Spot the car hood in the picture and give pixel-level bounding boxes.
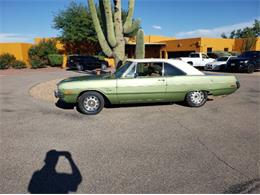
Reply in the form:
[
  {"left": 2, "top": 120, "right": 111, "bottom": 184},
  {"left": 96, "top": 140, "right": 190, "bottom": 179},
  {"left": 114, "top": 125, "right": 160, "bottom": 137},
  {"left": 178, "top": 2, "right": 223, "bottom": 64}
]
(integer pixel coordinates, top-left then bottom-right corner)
[
  {"left": 208, "top": 61, "right": 225, "bottom": 65},
  {"left": 59, "top": 74, "right": 115, "bottom": 84}
]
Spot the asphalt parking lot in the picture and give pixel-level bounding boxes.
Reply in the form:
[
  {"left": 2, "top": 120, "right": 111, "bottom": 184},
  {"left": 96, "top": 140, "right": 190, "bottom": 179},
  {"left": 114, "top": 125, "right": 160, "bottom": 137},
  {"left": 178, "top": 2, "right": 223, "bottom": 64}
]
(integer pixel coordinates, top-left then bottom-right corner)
[{"left": 0, "top": 69, "right": 259, "bottom": 193}]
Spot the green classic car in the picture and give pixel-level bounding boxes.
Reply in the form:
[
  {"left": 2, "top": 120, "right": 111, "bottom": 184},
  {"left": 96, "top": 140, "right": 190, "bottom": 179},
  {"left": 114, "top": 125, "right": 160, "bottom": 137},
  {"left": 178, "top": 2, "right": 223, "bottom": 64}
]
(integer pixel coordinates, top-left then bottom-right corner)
[{"left": 55, "top": 59, "right": 240, "bottom": 115}]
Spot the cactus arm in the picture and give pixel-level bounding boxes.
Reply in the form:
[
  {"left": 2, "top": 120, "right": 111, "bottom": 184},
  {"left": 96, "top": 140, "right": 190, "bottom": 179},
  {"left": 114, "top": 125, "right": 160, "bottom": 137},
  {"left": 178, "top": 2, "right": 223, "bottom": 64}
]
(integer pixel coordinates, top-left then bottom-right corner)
[
  {"left": 113, "top": 0, "right": 125, "bottom": 62},
  {"left": 88, "top": 0, "right": 113, "bottom": 57},
  {"left": 99, "top": 0, "right": 107, "bottom": 37},
  {"left": 124, "top": 19, "right": 140, "bottom": 35},
  {"left": 135, "top": 29, "right": 145, "bottom": 59},
  {"left": 102, "top": 0, "right": 117, "bottom": 47},
  {"left": 123, "top": 0, "right": 135, "bottom": 33}
]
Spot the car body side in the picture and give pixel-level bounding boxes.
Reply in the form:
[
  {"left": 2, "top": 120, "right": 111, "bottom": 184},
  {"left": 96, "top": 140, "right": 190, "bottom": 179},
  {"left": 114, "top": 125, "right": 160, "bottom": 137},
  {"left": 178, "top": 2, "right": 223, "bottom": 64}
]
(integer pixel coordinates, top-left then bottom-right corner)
[{"left": 56, "top": 60, "right": 239, "bottom": 105}]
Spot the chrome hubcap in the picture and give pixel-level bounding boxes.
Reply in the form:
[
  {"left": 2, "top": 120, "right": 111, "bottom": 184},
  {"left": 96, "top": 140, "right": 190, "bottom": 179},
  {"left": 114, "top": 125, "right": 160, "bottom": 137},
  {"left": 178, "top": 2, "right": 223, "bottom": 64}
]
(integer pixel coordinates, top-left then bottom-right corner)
[
  {"left": 190, "top": 91, "right": 205, "bottom": 105},
  {"left": 83, "top": 96, "right": 100, "bottom": 112}
]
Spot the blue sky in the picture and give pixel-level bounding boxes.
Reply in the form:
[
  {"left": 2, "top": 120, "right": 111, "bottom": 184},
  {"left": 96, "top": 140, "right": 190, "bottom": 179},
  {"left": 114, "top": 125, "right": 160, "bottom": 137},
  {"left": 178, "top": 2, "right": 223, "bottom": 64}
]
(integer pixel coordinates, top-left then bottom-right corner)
[{"left": 0, "top": 0, "right": 259, "bottom": 42}]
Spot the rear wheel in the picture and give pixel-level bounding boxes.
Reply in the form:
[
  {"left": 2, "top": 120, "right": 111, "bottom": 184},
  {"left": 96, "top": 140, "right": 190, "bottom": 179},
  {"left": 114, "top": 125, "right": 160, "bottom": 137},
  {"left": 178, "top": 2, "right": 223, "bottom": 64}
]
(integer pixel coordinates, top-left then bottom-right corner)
[
  {"left": 77, "top": 91, "right": 104, "bottom": 115},
  {"left": 186, "top": 91, "right": 207, "bottom": 107},
  {"left": 247, "top": 64, "right": 254, "bottom": 74}
]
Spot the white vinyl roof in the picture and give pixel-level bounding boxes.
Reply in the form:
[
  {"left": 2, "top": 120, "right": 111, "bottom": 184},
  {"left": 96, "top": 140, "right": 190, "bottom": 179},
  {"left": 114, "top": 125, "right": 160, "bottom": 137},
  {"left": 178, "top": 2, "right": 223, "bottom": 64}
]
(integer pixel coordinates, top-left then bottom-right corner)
[{"left": 128, "top": 59, "right": 204, "bottom": 75}]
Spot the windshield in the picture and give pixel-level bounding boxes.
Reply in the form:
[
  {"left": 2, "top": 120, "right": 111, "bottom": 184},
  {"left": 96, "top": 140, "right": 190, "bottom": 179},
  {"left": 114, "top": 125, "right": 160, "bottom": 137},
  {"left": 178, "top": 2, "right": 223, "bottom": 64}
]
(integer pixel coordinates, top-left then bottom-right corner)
[
  {"left": 114, "top": 61, "right": 133, "bottom": 78},
  {"left": 216, "top": 57, "right": 228, "bottom": 61}
]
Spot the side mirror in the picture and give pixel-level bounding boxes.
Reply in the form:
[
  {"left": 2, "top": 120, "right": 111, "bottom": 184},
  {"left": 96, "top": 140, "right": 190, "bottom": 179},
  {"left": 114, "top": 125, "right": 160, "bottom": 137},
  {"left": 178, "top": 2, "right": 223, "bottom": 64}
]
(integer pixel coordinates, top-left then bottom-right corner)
[{"left": 134, "top": 73, "right": 138, "bottom": 78}]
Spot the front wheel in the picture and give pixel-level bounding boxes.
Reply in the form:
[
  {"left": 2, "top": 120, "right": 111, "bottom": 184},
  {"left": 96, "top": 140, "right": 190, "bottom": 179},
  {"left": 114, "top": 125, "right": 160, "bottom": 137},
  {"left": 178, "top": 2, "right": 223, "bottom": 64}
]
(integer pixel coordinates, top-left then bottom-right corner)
[
  {"left": 77, "top": 91, "right": 104, "bottom": 115},
  {"left": 76, "top": 64, "right": 84, "bottom": 71},
  {"left": 101, "top": 63, "right": 107, "bottom": 70},
  {"left": 185, "top": 91, "right": 208, "bottom": 107}
]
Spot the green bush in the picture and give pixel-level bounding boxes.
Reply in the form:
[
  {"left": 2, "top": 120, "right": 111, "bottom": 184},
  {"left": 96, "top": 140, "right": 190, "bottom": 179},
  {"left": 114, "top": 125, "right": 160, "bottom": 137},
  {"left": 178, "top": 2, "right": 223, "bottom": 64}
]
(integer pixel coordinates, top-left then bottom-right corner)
[
  {"left": 48, "top": 54, "right": 63, "bottom": 66},
  {"left": 11, "top": 60, "right": 27, "bottom": 69},
  {"left": 28, "top": 39, "right": 59, "bottom": 68},
  {"left": 30, "top": 57, "right": 46, "bottom": 69},
  {"left": 0, "top": 53, "right": 16, "bottom": 69}
]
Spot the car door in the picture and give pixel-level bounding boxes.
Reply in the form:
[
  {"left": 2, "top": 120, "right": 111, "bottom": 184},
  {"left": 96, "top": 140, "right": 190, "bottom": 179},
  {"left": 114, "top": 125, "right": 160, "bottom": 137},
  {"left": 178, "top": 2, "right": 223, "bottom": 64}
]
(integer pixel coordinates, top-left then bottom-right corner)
[
  {"left": 116, "top": 62, "right": 166, "bottom": 103},
  {"left": 164, "top": 63, "right": 188, "bottom": 102}
]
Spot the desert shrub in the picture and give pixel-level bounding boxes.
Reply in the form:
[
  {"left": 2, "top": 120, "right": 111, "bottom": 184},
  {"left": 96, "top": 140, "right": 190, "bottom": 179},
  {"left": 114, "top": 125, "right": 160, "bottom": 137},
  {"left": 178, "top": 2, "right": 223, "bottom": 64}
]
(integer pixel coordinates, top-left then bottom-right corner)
[
  {"left": 30, "top": 57, "right": 46, "bottom": 69},
  {"left": 28, "top": 39, "right": 59, "bottom": 68},
  {"left": 11, "top": 60, "right": 27, "bottom": 69},
  {"left": 48, "top": 54, "right": 63, "bottom": 66},
  {"left": 0, "top": 53, "right": 16, "bottom": 69}
]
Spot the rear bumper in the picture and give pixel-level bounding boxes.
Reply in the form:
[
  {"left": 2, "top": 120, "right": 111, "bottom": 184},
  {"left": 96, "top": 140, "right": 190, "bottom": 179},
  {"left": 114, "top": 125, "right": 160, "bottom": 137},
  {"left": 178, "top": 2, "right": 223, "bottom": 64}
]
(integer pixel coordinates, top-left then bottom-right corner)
[{"left": 236, "top": 80, "right": 240, "bottom": 89}]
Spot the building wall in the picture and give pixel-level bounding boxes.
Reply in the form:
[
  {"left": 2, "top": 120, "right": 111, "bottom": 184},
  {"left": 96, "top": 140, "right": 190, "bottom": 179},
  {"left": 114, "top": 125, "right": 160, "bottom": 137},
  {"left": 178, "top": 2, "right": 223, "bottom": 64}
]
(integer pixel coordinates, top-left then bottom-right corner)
[
  {"left": 0, "top": 36, "right": 259, "bottom": 68},
  {"left": 163, "top": 38, "right": 202, "bottom": 52},
  {"left": 0, "top": 43, "right": 33, "bottom": 66}
]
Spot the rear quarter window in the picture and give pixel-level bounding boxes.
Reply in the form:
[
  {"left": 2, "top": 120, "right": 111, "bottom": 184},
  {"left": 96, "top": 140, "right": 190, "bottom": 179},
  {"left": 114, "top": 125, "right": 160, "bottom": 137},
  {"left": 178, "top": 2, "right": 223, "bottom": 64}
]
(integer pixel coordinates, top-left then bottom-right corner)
[{"left": 164, "top": 63, "right": 186, "bottom": 76}]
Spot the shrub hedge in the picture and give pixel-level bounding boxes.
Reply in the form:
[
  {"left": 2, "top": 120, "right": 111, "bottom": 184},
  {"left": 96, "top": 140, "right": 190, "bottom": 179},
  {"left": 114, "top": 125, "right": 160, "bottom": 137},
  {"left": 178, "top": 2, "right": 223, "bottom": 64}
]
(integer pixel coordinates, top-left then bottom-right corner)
[
  {"left": 28, "top": 39, "right": 59, "bottom": 68},
  {"left": 0, "top": 53, "right": 16, "bottom": 69},
  {"left": 48, "top": 54, "right": 63, "bottom": 66},
  {"left": 0, "top": 53, "right": 27, "bottom": 69}
]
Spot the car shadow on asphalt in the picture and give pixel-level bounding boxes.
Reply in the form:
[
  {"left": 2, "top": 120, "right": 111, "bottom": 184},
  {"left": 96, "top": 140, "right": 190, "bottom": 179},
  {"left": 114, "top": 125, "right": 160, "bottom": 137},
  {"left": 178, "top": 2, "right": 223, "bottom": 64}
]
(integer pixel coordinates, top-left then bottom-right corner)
[
  {"left": 55, "top": 99, "right": 189, "bottom": 112},
  {"left": 28, "top": 150, "right": 82, "bottom": 194}
]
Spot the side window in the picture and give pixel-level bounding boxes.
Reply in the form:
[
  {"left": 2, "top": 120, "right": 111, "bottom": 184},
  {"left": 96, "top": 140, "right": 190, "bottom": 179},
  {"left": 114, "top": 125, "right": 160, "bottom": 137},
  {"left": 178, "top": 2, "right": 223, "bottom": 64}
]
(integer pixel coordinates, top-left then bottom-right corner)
[
  {"left": 164, "top": 63, "right": 185, "bottom": 76},
  {"left": 202, "top": 54, "right": 208, "bottom": 59},
  {"left": 137, "top": 62, "right": 162, "bottom": 77},
  {"left": 124, "top": 64, "right": 136, "bottom": 78}
]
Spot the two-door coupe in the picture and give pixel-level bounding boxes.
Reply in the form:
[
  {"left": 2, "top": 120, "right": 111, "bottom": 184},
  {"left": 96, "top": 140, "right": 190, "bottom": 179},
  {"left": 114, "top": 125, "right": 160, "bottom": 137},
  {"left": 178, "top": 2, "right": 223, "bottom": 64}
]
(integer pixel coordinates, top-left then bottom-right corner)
[{"left": 55, "top": 59, "right": 240, "bottom": 115}]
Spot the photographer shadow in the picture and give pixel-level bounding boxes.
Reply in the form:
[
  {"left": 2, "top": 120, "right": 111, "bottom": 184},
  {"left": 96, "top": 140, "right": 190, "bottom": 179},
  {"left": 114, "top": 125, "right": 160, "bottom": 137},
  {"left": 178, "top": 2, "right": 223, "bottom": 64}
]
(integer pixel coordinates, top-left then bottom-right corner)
[{"left": 28, "top": 150, "right": 82, "bottom": 194}]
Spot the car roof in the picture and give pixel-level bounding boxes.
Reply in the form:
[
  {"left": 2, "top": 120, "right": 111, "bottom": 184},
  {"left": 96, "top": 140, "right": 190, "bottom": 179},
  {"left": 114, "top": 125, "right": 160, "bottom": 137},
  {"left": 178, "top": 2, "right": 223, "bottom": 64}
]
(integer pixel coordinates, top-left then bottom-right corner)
[{"left": 127, "top": 59, "right": 204, "bottom": 75}]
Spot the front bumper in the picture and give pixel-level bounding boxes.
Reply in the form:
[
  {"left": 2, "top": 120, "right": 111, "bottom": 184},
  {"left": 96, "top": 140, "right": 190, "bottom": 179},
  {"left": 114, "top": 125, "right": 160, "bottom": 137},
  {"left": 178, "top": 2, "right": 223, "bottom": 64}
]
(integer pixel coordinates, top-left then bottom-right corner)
[{"left": 54, "top": 90, "right": 63, "bottom": 98}]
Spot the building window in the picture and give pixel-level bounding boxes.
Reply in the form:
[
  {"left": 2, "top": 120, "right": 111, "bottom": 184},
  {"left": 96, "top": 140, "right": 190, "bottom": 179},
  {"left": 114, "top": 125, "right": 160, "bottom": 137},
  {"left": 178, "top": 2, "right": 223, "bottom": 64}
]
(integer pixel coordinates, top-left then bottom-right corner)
[
  {"left": 207, "top": 47, "right": 212, "bottom": 53},
  {"left": 224, "top": 48, "right": 229, "bottom": 52}
]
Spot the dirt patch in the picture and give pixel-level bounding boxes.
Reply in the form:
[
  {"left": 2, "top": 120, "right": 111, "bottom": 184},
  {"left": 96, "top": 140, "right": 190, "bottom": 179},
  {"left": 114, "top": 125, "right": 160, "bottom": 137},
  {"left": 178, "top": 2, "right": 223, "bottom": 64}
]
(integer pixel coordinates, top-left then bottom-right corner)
[{"left": 29, "top": 78, "right": 63, "bottom": 102}]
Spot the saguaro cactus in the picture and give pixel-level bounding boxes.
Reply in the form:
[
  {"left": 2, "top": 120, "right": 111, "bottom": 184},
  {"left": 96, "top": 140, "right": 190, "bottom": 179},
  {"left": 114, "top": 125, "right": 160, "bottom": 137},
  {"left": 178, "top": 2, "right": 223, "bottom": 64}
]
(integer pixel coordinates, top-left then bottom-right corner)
[
  {"left": 88, "top": 0, "right": 142, "bottom": 68},
  {"left": 135, "top": 29, "right": 145, "bottom": 59}
]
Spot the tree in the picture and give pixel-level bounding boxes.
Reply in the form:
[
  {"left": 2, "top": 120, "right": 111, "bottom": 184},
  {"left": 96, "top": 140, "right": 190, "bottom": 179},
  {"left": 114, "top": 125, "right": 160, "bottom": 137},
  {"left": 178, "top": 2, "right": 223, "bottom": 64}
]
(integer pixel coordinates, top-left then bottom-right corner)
[
  {"left": 222, "top": 20, "right": 260, "bottom": 39},
  {"left": 221, "top": 20, "right": 259, "bottom": 51},
  {"left": 53, "top": 2, "right": 139, "bottom": 55},
  {"left": 88, "top": 0, "right": 143, "bottom": 68}
]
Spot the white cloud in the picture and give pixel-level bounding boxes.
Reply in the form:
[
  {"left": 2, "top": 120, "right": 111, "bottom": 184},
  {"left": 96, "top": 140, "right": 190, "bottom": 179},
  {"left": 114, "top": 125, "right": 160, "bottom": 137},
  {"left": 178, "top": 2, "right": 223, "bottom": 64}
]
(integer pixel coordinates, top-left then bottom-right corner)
[
  {"left": 174, "top": 19, "right": 259, "bottom": 38},
  {"left": 152, "top": 25, "right": 162, "bottom": 30},
  {"left": 0, "top": 33, "right": 35, "bottom": 43}
]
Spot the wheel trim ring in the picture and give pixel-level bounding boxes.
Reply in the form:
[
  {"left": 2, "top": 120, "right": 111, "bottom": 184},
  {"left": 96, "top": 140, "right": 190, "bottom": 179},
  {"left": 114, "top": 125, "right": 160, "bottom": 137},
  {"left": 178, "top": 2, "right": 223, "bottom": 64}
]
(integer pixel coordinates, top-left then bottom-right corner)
[
  {"left": 83, "top": 96, "right": 100, "bottom": 112},
  {"left": 190, "top": 91, "right": 205, "bottom": 105}
]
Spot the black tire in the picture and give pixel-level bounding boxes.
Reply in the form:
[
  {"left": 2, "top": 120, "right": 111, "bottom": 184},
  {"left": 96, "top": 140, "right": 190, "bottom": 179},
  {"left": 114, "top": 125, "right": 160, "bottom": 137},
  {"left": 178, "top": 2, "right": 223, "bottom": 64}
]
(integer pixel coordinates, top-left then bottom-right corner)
[
  {"left": 101, "top": 63, "right": 107, "bottom": 70},
  {"left": 247, "top": 64, "right": 254, "bottom": 74},
  {"left": 77, "top": 91, "right": 104, "bottom": 115},
  {"left": 185, "top": 91, "right": 208, "bottom": 107},
  {"left": 76, "top": 64, "right": 84, "bottom": 71}
]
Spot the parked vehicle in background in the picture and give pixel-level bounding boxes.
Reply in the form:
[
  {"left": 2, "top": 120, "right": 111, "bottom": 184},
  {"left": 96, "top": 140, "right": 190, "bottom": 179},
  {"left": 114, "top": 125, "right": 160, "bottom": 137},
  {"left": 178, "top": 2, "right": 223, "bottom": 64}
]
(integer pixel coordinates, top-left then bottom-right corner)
[
  {"left": 207, "top": 51, "right": 232, "bottom": 59},
  {"left": 226, "top": 51, "right": 260, "bottom": 73},
  {"left": 180, "top": 52, "right": 215, "bottom": 68},
  {"left": 204, "top": 56, "right": 236, "bottom": 71},
  {"left": 67, "top": 55, "right": 109, "bottom": 71},
  {"left": 55, "top": 59, "right": 240, "bottom": 115}
]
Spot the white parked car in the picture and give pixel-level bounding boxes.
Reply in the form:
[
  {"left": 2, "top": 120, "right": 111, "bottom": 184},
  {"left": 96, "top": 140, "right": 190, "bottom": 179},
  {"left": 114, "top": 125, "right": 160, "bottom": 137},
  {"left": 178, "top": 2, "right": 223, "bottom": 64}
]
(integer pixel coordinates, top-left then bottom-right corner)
[
  {"left": 204, "top": 56, "right": 236, "bottom": 71},
  {"left": 180, "top": 52, "right": 215, "bottom": 68}
]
